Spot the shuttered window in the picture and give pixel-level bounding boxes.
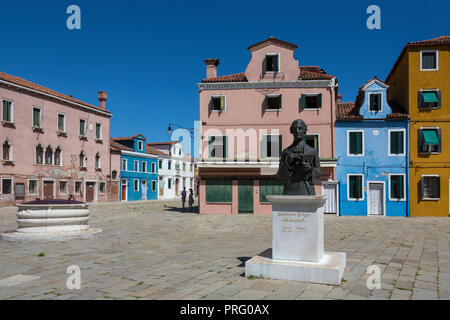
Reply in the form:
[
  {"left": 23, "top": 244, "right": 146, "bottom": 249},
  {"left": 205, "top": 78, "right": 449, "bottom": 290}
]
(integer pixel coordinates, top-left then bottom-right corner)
[
  {"left": 33, "top": 108, "right": 41, "bottom": 128},
  {"left": 262, "top": 135, "right": 282, "bottom": 158},
  {"left": 301, "top": 94, "right": 322, "bottom": 109},
  {"left": 418, "top": 90, "right": 441, "bottom": 109},
  {"left": 369, "top": 93, "right": 382, "bottom": 111},
  {"left": 390, "top": 175, "right": 405, "bottom": 200},
  {"left": 421, "top": 176, "right": 440, "bottom": 199},
  {"left": 390, "top": 131, "right": 404, "bottom": 155},
  {"left": 210, "top": 96, "right": 226, "bottom": 111},
  {"left": 259, "top": 180, "right": 284, "bottom": 203},
  {"left": 2, "top": 100, "right": 13, "bottom": 122},
  {"left": 205, "top": 180, "right": 232, "bottom": 203},
  {"left": 418, "top": 128, "right": 441, "bottom": 153},
  {"left": 348, "top": 131, "right": 363, "bottom": 155},
  {"left": 348, "top": 175, "right": 363, "bottom": 200}
]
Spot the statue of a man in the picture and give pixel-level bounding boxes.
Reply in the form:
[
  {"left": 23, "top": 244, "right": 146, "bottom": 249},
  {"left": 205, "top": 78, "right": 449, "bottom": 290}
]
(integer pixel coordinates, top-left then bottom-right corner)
[{"left": 277, "top": 119, "right": 321, "bottom": 195}]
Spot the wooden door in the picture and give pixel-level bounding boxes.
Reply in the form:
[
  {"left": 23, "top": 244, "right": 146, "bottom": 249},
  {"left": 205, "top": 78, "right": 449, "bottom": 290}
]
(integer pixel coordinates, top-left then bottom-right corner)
[
  {"left": 238, "top": 180, "right": 253, "bottom": 214},
  {"left": 175, "top": 179, "right": 179, "bottom": 196},
  {"left": 43, "top": 181, "right": 54, "bottom": 200},
  {"left": 121, "top": 180, "right": 127, "bottom": 201},
  {"left": 86, "top": 182, "right": 95, "bottom": 203}
]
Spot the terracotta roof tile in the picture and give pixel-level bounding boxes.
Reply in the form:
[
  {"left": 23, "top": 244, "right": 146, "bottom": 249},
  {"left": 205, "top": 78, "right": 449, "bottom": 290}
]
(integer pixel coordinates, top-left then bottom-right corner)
[
  {"left": 336, "top": 102, "right": 362, "bottom": 121},
  {"left": 110, "top": 140, "right": 133, "bottom": 152},
  {"left": 202, "top": 72, "right": 247, "bottom": 83},
  {"left": 0, "top": 71, "right": 111, "bottom": 115}
]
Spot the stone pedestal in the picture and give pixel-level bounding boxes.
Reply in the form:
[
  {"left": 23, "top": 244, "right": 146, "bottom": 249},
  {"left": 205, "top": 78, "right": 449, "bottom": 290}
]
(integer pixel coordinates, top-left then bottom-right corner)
[{"left": 245, "top": 195, "right": 346, "bottom": 285}]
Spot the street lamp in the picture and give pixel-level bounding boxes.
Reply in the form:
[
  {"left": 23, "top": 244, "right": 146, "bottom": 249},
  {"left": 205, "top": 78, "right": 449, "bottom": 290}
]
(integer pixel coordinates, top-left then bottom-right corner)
[{"left": 167, "top": 123, "right": 195, "bottom": 138}]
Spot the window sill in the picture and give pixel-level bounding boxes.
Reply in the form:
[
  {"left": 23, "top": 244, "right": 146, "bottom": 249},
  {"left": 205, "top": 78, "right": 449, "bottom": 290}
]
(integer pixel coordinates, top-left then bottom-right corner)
[
  {"left": 57, "top": 131, "right": 67, "bottom": 137},
  {"left": 302, "top": 108, "right": 322, "bottom": 111},
  {"left": 32, "top": 127, "right": 44, "bottom": 133},
  {"left": 418, "top": 152, "right": 440, "bottom": 155},
  {"left": 2, "top": 160, "right": 15, "bottom": 166},
  {"left": 265, "top": 108, "right": 282, "bottom": 112},
  {"left": 79, "top": 136, "right": 88, "bottom": 141},
  {"left": 210, "top": 109, "right": 226, "bottom": 112},
  {"left": 95, "top": 139, "right": 103, "bottom": 144},
  {"left": 2, "top": 121, "right": 15, "bottom": 128},
  {"left": 418, "top": 107, "right": 440, "bottom": 110},
  {"left": 421, "top": 197, "right": 440, "bottom": 201}
]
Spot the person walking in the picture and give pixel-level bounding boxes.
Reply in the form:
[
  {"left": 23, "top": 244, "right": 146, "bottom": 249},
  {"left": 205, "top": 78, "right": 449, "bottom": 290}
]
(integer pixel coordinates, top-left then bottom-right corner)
[
  {"left": 188, "top": 188, "right": 194, "bottom": 212},
  {"left": 181, "top": 187, "right": 187, "bottom": 209}
]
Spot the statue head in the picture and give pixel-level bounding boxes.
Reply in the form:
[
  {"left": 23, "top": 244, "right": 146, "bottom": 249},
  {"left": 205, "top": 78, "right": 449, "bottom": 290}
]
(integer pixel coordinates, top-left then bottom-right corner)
[{"left": 290, "top": 119, "right": 307, "bottom": 142}]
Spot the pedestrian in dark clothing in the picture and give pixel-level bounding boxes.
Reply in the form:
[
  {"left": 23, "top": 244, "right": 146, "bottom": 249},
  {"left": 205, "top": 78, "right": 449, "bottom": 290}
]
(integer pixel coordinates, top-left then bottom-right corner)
[
  {"left": 181, "top": 187, "right": 187, "bottom": 208},
  {"left": 188, "top": 188, "right": 194, "bottom": 212}
]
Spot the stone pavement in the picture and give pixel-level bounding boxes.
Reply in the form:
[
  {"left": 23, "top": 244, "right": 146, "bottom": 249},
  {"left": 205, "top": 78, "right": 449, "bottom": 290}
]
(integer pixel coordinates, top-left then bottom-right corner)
[{"left": 0, "top": 200, "right": 449, "bottom": 300}]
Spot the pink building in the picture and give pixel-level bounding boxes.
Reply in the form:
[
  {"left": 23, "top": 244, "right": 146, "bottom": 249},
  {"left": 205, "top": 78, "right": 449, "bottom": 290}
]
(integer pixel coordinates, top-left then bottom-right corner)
[
  {"left": 197, "top": 37, "right": 339, "bottom": 215},
  {"left": 0, "top": 71, "right": 113, "bottom": 206}
]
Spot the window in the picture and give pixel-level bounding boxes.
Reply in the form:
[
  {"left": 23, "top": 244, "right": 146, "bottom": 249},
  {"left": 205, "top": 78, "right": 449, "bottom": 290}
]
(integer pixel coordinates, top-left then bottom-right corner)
[
  {"left": 418, "top": 128, "right": 441, "bottom": 153},
  {"left": 183, "top": 162, "right": 186, "bottom": 171},
  {"left": 79, "top": 151, "right": 86, "bottom": 167},
  {"left": 95, "top": 153, "right": 101, "bottom": 169},
  {"left": 79, "top": 119, "right": 86, "bottom": 137},
  {"left": 134, "top": 160, "right": 139, "bottom": 172},
  {"left": 264, "top": 53, "right": 279, "bottom": 72},
  {"left": 182, "top": 178, "right": 186, "bottom": 188},
  {"left": 151, "top": 180, "right": 156, "bottom": 192},
  {"left": 159, "top": 160, "right": 162, "bottom": 169},
  {"left": 168, "top": 161, "right": 172, "bottom": 170},
  {"left": 36, "top": 144, "right": 43, "bottom": 164},
  {"left": 175, "top": 162, "right": 180, "bottom": 171},
  {"left": 390, "top": 175, "right": 405, "bottom": 201},
  {"left": 32, "top": 107, "right": 41, "bottom": 128},
  {"left": 259, "top": 180, "right": 284, "bottom": 203},
  {"left": 138, "top": 140, "right": 143, "bottom": 151},
  {"left": 1, "top": 178, "right": 12, "bottom": 194},
  {"left": 209, "top": 136, "right": 227, "bottom": 159},
  {"left": 300, "top": 94, "right": 322, "bottom": 109},
  {"left": 122, "top": 159, "right": 127, "bottom": 171},
  {"left": 151, "top": 162, "right": 156, "bottom": 173},
  {"left": 45, "top": 146, "right": 53, "bottom": 165},
  {"left": 168, "top": 179, "right": 172, "bottom": 189},
  {"left": 306, "top": 134, "right": 320, "bottom": 154},
  {"left": 2, "top": 100, "right": 13, "bottom": 123},
  {"left": 95, "top": 123, "right": 102, "bottom": 140},
  {"left": 75, "top": 181, "right": 82, "bottom": 194},
  {"left": 99, "top": 182, "right": 106, "bottom": 194},
  {"left": 28, "top": 180, "right": 37, "bottom": 195},
  {"left": 369, "top": 93, "right": 382, "bottom": 112},
  {"left": 418, "top": 90, "right": 441, "bottom": 109},
  {"left": 54, "top": 147, "right": 62, "bottom": 165},
  {"left": 389, "top": 130, "right": 405, "bottom": 155},
  {"left": 142, "top": 161, "right": 147, "bottom": 173},
  {"left": 348, "top": 131, "right": 363, "bottom": 155},
  {"left": 348, "top": 175, "right": 363, "bottom": 200},
  {"left": 262, "top": 135, "right": 282, "bottom": 158},
  {"left": 112, "top": 170, "right": 117, "bottom": 180},
  {"left": 421, "top": 50, "right": 438, "bottom": 70},
  {"left": 206, "top": 180, "right": 232, "bottom": 202},
  {"left": 264, "top": 94, "right": 282, "bottom": 110},
  {"left": 210, "top": 96, "right": 226, "bottom": 111},
  {"left": 57, "top": 114, "right": 66, "bottom": 132},
  {"left": 2, "top": 140, "right": 12, "bottom": 161},
  {"left": 421, "top": 176, "right": 440, "bottom": 200},
  {"left": 59, "top": 181, "right": 68, "bottom": 194}
]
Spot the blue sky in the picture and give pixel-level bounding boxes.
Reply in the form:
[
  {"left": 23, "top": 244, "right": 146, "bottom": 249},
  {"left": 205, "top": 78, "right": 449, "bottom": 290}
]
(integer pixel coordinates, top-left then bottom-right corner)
[{"left": 0, "top": 0, "right": 448, "bottom": 155}]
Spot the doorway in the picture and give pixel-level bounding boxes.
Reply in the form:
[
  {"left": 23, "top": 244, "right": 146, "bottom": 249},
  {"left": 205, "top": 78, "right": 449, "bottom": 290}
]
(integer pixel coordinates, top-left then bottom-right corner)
[
  {"left": 238, "top": 180, "right": 253, "bottom": 214},
  {"left": 322, "top": 182, "right": 338, "bottom": 214},
  {"left": 141, "top": 180, "right": 148, "bottom": 200},
  {"left": 121, "top": 179, "right": 127, "bottom": 201},
  {"left": 175, "top": 178, "right": 179, "bottom": 196},
  {"left": 86, "top": 182, "right": 96, "bottom": 203},
  {"left": 368, "top": 182, "right": 385, "bottom": 216},
  {"left": 159, "top": 178, "right": 164, "bottom": 197},
  {"left": 43, "top": 180, "right": 54, "bottom": 200}
]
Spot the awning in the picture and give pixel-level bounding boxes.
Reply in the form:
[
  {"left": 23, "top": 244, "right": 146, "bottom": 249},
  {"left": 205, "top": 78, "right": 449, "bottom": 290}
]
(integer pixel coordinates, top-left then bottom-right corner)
[
  {"left": 423, "top": 92, "right": 438, "bottom": 103},
  {"left": 423, "top": 130, "right": 439, "bottom": 145}
]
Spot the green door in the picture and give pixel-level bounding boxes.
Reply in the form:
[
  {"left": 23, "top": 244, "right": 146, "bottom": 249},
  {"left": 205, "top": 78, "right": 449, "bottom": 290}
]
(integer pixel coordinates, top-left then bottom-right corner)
[{"left": 238, "top": 180, "right": 254, "bottom": 214}]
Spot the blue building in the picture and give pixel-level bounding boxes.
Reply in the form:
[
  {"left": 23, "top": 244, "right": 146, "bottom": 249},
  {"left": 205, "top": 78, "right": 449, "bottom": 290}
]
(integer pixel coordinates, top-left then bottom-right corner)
[
  {"left": 111, "top": 134, "right": 158, "bottom": 201},
  {"left": 336, "top": 77, "right": 409, "bottom": 216}
]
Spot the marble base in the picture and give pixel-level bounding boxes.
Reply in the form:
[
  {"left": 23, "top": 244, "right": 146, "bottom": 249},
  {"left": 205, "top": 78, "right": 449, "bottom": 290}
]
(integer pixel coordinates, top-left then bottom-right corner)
[
  {"left": 245, "top": 249, "right": 346, "bottom": 285},
  {"left": 0, "top": 228, "right": 103, "bottom": 242}
]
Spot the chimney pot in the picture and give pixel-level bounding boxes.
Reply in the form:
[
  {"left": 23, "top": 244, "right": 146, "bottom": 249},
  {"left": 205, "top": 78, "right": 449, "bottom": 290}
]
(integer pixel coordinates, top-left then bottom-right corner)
[
  {"left": 204, "top": 58, "right": 220, "bottom": 79},
  {"left": 98, "top": 91, "right": 108, "bottom": 109}
]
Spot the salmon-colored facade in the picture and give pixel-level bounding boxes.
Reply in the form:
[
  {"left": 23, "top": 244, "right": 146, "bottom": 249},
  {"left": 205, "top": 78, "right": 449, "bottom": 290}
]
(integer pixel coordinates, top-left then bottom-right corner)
[{"left": 197, "top": 38, "right": 339, "bottom": 215}]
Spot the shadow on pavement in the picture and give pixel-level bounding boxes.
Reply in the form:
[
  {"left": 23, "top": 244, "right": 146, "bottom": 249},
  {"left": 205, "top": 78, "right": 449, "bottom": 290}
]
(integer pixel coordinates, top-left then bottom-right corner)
[{"left": 163, "top": 205, "right": 199, "bottom": 214}]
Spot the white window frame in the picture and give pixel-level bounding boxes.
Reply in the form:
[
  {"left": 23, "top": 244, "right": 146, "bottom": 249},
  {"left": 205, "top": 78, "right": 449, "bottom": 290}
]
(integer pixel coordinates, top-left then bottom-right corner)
[
  {"left": 418, "top": 89, "right": 440, "bottom": 110},
  {"left": 421, "top": 174, "right": 440, "bottom": 201},
  {"left": 99, "top": 181, "right": 106, "bottom": 194},
  {"left": 32, "top": 107, "right": 42, "bottom": 128},
  {"left": 347, "top": 174, "right": 365, "bottom": 201},
  {"left": 122, "top": 159, "right": 128, "bottom": 171},
  {"left": 95, "top": 123, "right": 102, "bottom": 140},
  {"left": 79, "top": 119, "right": 87, "bottom": 137},
  {"left": 2, "top": 99, "right": 14, "bottom": 123},
  {"left": 134, "top": 160, "right": 139, "bottom": 172},
  {"left": 28, "top": 179, "right": 38, "bottom": 195},
  {"left": 210, "top": 95, "right": 227, "bottom": 112},
  {"left": 1, "top": 177, "right": 14, "bottom": 195},
  {"left": 134, "top": 179, "right": 139, "bottom": 192},
  {"left": 305, "top": 133, "right": 321, "bottom": 156},
  {"left": 388, "top": 173, "right": 406, "bottom": 201},
  {"left": 264, "top": 94, "right": 282, "bottom": 111},
  {"left": 302, "top": 93, "right": 322, "bottom": 110},
  {"left": 138, "top": 140, "right": 143, "bottom": 151},
  {"left": 142, "top": 161, "right": 147, "bottom": 173},
  {"left": 53, "top": 147, "right": 62, "bottom": 166},
  {"left": 388, "top": 129, "right": 406, "bottom": 156},
  {"left": 420, "top": 50, "right": 439, "bottom": 71},
  {"left": 57, "top": 113, "right": 66, "bottom": 133},
  {"left": 74, "top": 180, "right": 83, "bottom": 195},
  {"left": 264, "top": 53, "right": 280, "bottom": 73},
  {"left": 419, "top": 126, "right": 440, "bottom": 154},
  {"left": 368, "top": 92, "right": 383, "bottom": 112},
  {"left": 151, "top": 162, "right": 156, "bottom": 173},
  {"left": 59, "top": 180, "right": 68, "bottom": 195},
  {"left": 347, "top": 130, "right": 365, "bottom": 156}
]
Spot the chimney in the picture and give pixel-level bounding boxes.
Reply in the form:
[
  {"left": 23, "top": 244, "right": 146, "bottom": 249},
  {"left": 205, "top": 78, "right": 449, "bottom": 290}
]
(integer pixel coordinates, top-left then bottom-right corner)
[
  {"left": 337, "top": 94, "right": 342, "bottom": 103},
  {"left": 97, "top": 91, "right": 108, "bottom": 109},
  {"left": 204, "top": 59, "right": 219, "bottom": 79}
]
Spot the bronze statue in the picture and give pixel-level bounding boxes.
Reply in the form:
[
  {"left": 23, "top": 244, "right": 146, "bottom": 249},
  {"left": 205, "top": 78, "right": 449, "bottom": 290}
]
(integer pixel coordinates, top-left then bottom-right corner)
[{"left": 277, "top": 119, "right": 321, "bottom": 195}]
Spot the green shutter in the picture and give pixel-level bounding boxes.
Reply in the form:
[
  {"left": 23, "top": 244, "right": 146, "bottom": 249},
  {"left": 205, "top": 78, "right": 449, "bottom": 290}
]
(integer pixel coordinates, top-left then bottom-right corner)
[
  {"left": 278, "top": 135, "right": 282, "bottom": 158},
  {"left": 206, "top": 180, "right": 232, "bottom": 202},
  {"left": 33, "top": 109, "right": 40, "bottom": 127},
  {"left": 390, "top": 132, "right": 398, "bottom": 154},
  {"left": 314, "top": 135, "right": 319, "bottom": 152},
  {"left": 220, "top": 96, "right": 225, "bottom": 110},
  {"left": 377, "top": 94, "right": 381, "bottom": 110},
  {"left": 259, "top": 180, "right": 284, "bottom": 203},
  {"left": 397, "top": 131, "right": 404, "bottom": 154},
  {"left": 349, "top": 176, "right": 356, "bottom": 198},
  {"left": 301, "top": 94, "right": 306, "bottom": 109},
  {"left": 356, "top": 132, "right": 362, "bottom": 154},
  {"left": 317, "top": 94, "right": 322, "bottom": 108},
  {"left": 356, "top": 176, "right": 362, "bottom": 199},
  {"left": 264, "top": 95, "right": 268, "bottom": 109},
  {"left": 398, "top": 176, "right": 404, "bottom": 199},
  {"left": 423, "top": 130, "right": 439, "bottom": 145},
  {"left": 279, "top": 95, "right": 282, "bottom": 109},
  {"left": 223, "top": 136, "right": 228, "bottom": 159},
  {"left": 422, "top": 92, "right": 438, "bottom": 103}
]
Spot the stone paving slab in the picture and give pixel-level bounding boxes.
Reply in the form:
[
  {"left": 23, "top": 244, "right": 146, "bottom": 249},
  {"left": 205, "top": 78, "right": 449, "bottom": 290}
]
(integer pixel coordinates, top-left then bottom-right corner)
[{"left": 0, "top": 200, "right": 449, "bottom": 300}]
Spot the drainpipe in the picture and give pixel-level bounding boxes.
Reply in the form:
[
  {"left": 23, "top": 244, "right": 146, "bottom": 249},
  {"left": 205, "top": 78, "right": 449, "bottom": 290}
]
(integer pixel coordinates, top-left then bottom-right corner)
[{"left": 406, "top": 121, "right": 410, "bottom": 217}]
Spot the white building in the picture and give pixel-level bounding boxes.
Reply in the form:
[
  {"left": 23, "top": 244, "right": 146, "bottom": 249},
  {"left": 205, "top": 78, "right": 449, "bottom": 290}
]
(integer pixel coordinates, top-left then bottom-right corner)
[{"left": 147, "top": 141, "right": 196, "bottom": 199}]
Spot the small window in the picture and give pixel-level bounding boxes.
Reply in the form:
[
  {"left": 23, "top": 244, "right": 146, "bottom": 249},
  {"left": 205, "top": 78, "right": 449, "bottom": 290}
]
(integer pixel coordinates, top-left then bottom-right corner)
[
  {"left": 112, "top": 170, "right": 118, "bottom": 180},
  {"left": 95, "top": 153, "right": 101, "bottom": 169},
  {"left": 389, "top": 131, "right": 404, "bottom": 155},
  {"left": 142, "top": 161, "right": 147, "bottom": 172},
  {"left": 265, "top": 95, "right": 282, "bottom": 110},
  {"left": 28, "top": 180, "right": 38, "bottom": 195},
  {"left": 54, "top": 147, "right": 62, "bottom": 165},
  {"left": 159, "top": 160, "right": 162, "bottom": 169},
  {"left": 168, "top": 161, "right": 172, "bottom": 170},
  {"left": 306, "top": 134, "right": 320, "bottom": 154},
  {"left": 99, "top": 182, "right": 106, "bottom": 194},
  {"left": 59, "top": 181, "right": 68, "bottom": 194},
  {"left": 45, "top": 146, "right": 53, "bottom": 165},
  {"left": 2, "top": 140, "right": 12, "bottom": 161},
  {"left": 348, "top": 131, "right": 363, "bottom": 155},
  {"left": 138, "top": 140, "right": 143, "bottom": 151},
  {"left": 348, "top": 175, "right": 363, "bottom": 200},
  {"left": 264, "top": 54, "right": 279, "bottom": 72},
  {"left": 182, "top": 162, "right": 186, "bottom": 171},
  {"left": 209, "top": 136, "right": 227, "bottom": 159},
  {"left": 75, "top": 181, "right": 82, "bottom": 194},
  {"left": 79, "top": 119, "right": 86, "bottom": 137},
  {"left": 418, "top": 128, "right": 440, "bottom": 153},
  {"left": 421, "top": 51, "right": 438, "bottom": 70},
  {"left": 32, "top": 107, "right": 41, "bottom": 128},
  {"left": 36, "top": 145, "right": 44, "bottom": 164},
  {"left": 390, "top": 175, "right": 405, "bottom": 200},
  {"left": 168, "top": 179, "right": 172, "bottom": 189},
  {"left": 262, "top": 135, "right": 282, "bottom": 158},
  {"left": 151, "top": 180, "right": 156, "bottom": 192},
  {"left": 421, "top": 176, "right": 440, "bottom": 199},
  {"left": 57, "top": 114, "right": 66, "bottom": 132},
  {"left": 151, "top": 162, "right": 156, "bottom": 173},
  {"left": 134, "top": 180, "right": 139, "bottom": 192},
  {"left": 122, "top": 159, "right": 127, "bottom": 171},
  {"left": 2, "top": 100, "right": 13, "bottom": 123},
  {"left": 79, "top": 151, "right": 86, "bottom": 167},
  {"left": 134, "top": 160, "right": 139, "bottom": 172},
  {"left": 369, "top": 93, "right": 382, "bottom": 112},
  {"left": 95, "top": 123, "right": 102, "bottom": 140},
  {"left": 418, "top": 90, "right": 441, "bottom": 109},
  {"left": 301, "top": 94, "right": 322, "bottom": 109},
  {"left": 1, "top": 179, "right": 12, "bottom": 194},
  {"left": 210, "top": 96, "right": 226, "bottom": 111}
]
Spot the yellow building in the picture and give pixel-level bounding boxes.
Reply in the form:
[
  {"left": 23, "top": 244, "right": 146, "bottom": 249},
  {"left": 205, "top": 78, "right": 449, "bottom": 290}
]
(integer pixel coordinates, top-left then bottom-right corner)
[{"left": 386, "top": 35, "right": 450, "bottom": 217}]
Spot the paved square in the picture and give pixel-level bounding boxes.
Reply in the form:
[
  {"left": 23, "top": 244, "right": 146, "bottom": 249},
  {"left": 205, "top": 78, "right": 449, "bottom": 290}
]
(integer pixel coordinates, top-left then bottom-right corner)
[{"left": 0, "top": 200, "right": 449, "bottom": 300}]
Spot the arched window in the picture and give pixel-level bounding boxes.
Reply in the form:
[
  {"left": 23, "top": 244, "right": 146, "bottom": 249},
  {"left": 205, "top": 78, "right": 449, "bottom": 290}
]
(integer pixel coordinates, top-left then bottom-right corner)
[
  {"left": 2, "top": 140, "right": 12, "bottom": 161},
  {"left": 45, "top": 145, "right": 53, "bottom": 165},
  {"left": 36, "top": 144, "right": 43, "bottom": 164},
  {"left": 79, "top": 151, "right": 85, "bottom": 167},
  {"left": 112, "top": 170, "right": 117, "bottom": 179},
  {"left": 54, "top": 147, "right": 61, "bottom": 166},
  {"left": 95, "top": 152, "right": 101, "bottom": 169}
]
